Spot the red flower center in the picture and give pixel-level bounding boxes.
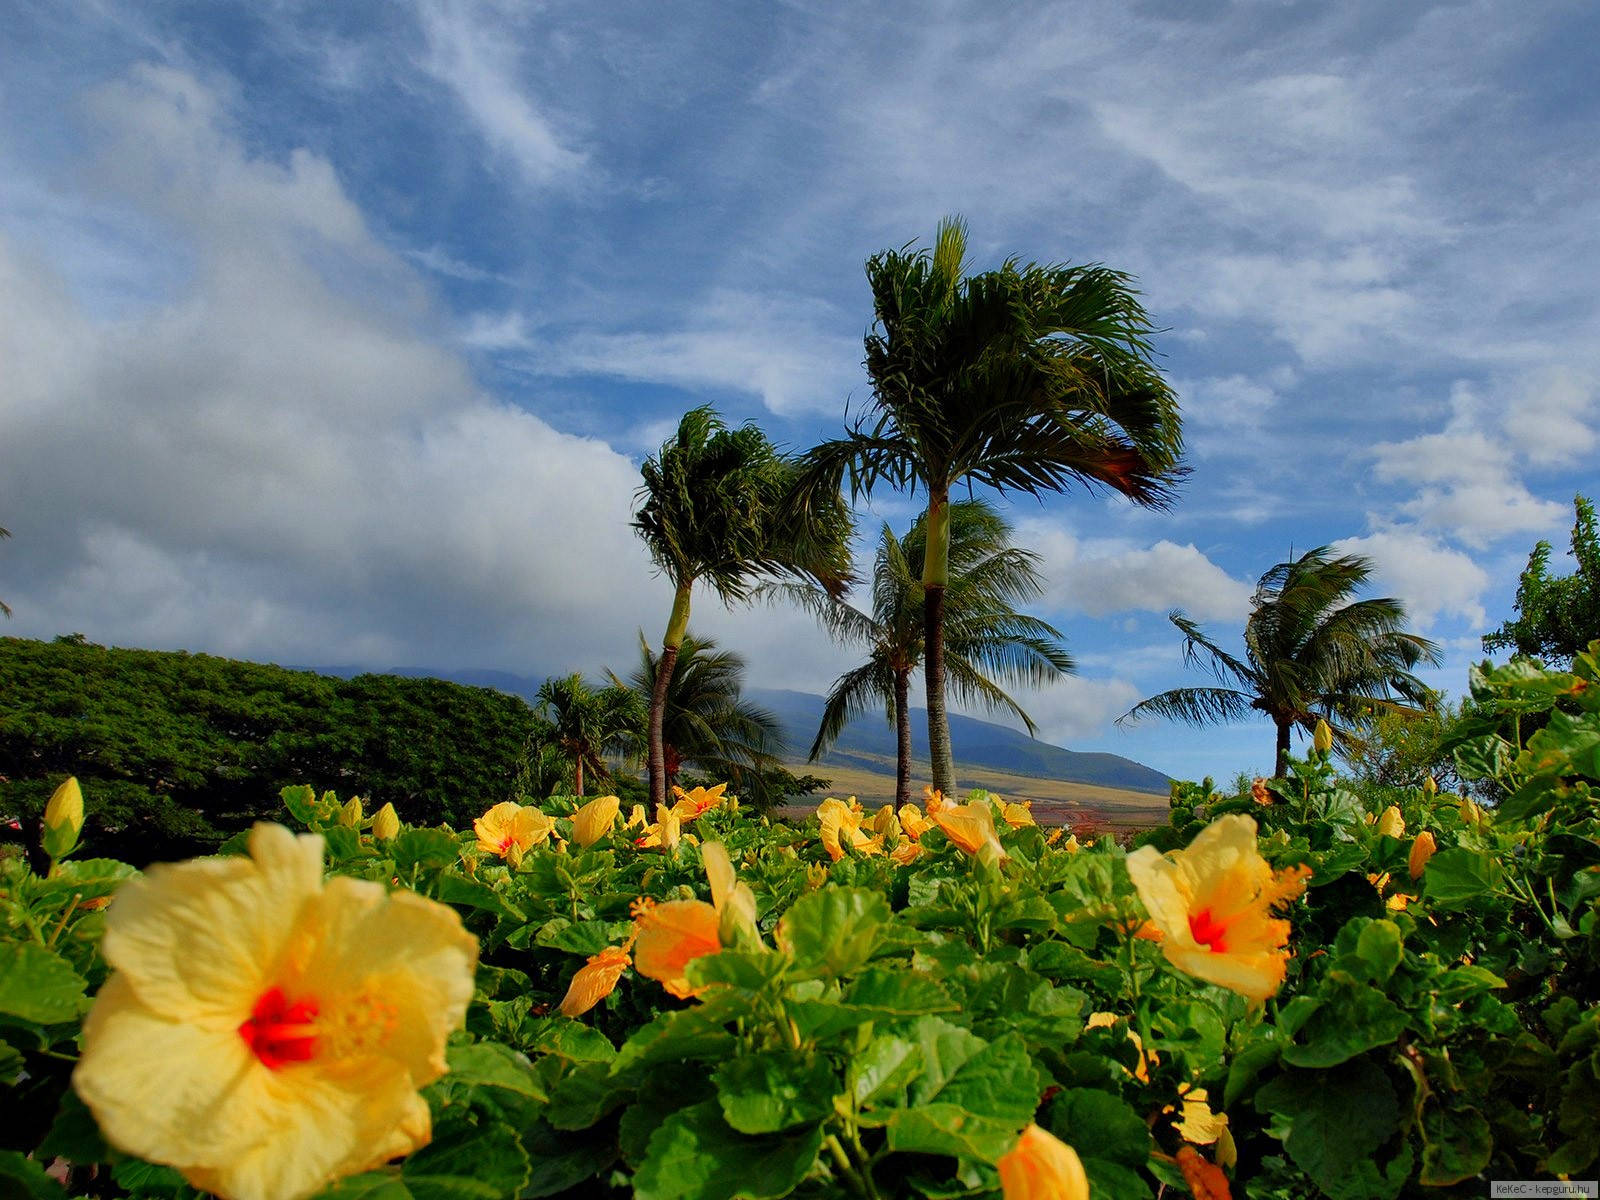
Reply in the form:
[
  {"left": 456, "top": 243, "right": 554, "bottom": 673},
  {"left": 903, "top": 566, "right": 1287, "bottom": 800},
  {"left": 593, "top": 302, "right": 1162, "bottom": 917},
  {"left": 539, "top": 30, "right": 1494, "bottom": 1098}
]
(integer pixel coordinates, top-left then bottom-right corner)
[
  {"left": 1188, "top": 908, "right": 1231, "bottom": 953},
  {"left": 239, "top": 986, "right": 319, "bottom": 1069}
]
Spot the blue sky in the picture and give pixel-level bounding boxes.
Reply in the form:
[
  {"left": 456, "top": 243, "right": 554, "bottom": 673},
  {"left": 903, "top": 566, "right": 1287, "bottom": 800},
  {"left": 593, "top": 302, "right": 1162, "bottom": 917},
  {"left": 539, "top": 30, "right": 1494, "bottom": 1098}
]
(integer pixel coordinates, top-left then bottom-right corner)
[{"left": 2, "top": 0, "right": 1597, "bottom": 784}]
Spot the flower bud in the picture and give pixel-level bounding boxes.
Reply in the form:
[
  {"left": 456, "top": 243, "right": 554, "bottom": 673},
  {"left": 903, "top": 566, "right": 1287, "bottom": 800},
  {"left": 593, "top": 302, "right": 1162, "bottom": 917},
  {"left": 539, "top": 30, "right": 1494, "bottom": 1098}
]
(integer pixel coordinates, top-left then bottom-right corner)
[
  {"left": 1422, "top": 775, "right": 1438, "bottom": 798},
  {"left": 42, "top": 776, "right": 85, "bottom": 862},
  {"left": 1312, "top": 720, "right": 1333, "bottom": 756},
  {"left": 1376, "top": 805, "right": 1405, "bottom": 839},
  {"left": 1408, "top": 830, "right": 1437, "bottom": 879},
  {"left": 339, "top": 796, "right": 364, "bottom": 828},
  {"left": 371, "top": 802, "right": 400, "bottom": 842}
]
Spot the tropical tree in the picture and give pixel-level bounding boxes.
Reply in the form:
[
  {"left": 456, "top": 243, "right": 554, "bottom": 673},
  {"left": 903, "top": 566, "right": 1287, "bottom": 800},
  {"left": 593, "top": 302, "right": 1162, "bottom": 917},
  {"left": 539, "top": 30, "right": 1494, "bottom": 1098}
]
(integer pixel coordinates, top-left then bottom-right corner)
[
  {"left": 1120, "top": 547, "right": 1442, "bottom": 776},
  {"left": 621, "top": 633, "right": 785, "bottom": 795},
  {"left": 532, "top": 674, "right": 642, "bottom": 797},
  {"left": 1, "top": 525, "right": 11, "bottom": 618},
  {"left": 764, "top": 499, "right": 1073, "bottom": 805},
  {"left": 802, "top": 217, "right": 1183, "bottom": 795},
  {"left": 1483, "top": 493, "right": 1600, "bottom": 667},
  {"left": 633, "top": 407, "right": 853, "bottom": 807}
]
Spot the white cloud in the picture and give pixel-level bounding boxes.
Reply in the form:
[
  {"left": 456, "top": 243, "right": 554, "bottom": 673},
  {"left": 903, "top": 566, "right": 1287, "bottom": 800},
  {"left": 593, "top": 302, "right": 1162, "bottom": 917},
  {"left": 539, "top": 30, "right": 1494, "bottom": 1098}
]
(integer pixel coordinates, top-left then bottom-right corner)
[
  {"left": 413, "top": 0, "right": 587, "bottom": 187},
  {"left": 984, "top": 676, "right": 1145, "bottom": 746},
  {"left": 1014, "top": 520, "right": 1253, "bottom": 622},
  {"left": 1331, "top": 528, "right": 1490, "bottom": 629}
]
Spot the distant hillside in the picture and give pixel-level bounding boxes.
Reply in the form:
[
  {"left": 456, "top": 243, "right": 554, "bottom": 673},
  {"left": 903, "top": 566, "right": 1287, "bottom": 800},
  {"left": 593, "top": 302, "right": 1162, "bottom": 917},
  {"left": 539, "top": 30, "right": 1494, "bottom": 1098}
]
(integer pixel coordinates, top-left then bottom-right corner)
[
  {"left": 748, "top": 688, "right": 1171, "bottom": 795},
  {"left": 313, "top": 665, "right": 1171, "bottom": 796}
]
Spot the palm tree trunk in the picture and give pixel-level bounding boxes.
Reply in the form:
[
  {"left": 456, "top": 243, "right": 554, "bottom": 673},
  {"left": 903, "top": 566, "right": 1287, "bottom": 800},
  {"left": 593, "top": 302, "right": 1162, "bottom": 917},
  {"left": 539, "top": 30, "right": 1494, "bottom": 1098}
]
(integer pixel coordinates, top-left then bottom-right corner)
[
  {"left": 923, "top": 488, "right": 955, "bottom": 796},
  {"left": 894, "top": 668, "right": 912, "bottom": 808},
  {"left": 574, "top": 757, "right": 584, "bottom": 798},
  {"left": 1273, "top": 717, "right": 1292, "bottom": 778},
  {"left": 649, "top": 581, "right": 693, "bottom": 808}
]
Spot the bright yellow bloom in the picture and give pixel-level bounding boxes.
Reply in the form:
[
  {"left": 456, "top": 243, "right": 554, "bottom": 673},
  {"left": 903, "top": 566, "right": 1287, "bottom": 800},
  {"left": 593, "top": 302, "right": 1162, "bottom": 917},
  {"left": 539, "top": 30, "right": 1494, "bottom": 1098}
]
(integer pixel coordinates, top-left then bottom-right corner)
[
  {"left": 923, "top": 786, "right": 947, "bottom": 815},
  {"left": 817, "top": 797, "right": 880, "bottom": 862},
  {"left": 74, "top": 824, "right": 477, "bottom": 1200},
  {"left": 42, "top": 776, "right": 85, "bottom": 860},
  {"left": 370, "top": 803, "right": 400, "bottom": 842},
  {"left": 871, "top": 804, "right": 899, "bottom": 838},
  {"left": 473, "top": 802, "right": 554, "bottom": 867},
  {"left": 1408, "top": 830, "right": 1437, "bottom": 879},
  {"left": 1001, "top": 801, "right": 1036, "bottom": 829},
  {"left": 634, "top": 803, "right": 683, "bottom": 850},
  {"left": 338, "top": 796, "right": 363, "bottom": 829},
  {"left": 626, "top": 803, "right": 649, "bottom": 830},
  {"left": 572, "top": 795, "right": 620, "bottom": 848},
  {"left": 998, "top": 1124, "right": 1089, "bottom": 1200},
  {"left": 931, "top": 802, "right": 1005, "bottom": 859},
  {"left": 898, "top": 803, "right": 931, "bottom": 840},
  {"left": 1172, "top": 1086, "right": 1228, "bottom": 1145},
  {"left": 1312, "top": 719, "right": 1333, "bottom": 755},
  {"left": 889, "top": 840, "right": 923, "bottom": 867},
  {"left": 558, "top": 945, "right": 631, "bottom": 1017},
  {"left": 671, "top": 782, "right": 728, "bottom": 821},
  {"left": 1125, "top": 814, "right": 1310, "bottom": 1003},
  {"left": 1376, "top": 805, "right": 1405, "bottom": 839}
]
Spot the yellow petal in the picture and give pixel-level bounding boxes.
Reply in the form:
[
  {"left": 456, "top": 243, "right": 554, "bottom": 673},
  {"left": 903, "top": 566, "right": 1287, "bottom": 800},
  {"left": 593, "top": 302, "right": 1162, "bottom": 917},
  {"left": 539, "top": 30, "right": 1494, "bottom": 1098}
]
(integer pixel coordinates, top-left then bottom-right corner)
[
  {"left": 559, "top": 946, "right": 631, "bottom": 1017},
  {"left": 572, "top": 795, "right": 620, "bottom": 848},
  {"left": 632, "top": 899, "right": 721, "bottom": 1000},
  {"left": 998, "top": 1124, "right": 1089, "bottom": 1200},
  {"left": 1408, "top": 830, "right": 1437, "bottom": 880},
  {"left": 932, "top": 803, "right": 1005, "bottom": 858}
]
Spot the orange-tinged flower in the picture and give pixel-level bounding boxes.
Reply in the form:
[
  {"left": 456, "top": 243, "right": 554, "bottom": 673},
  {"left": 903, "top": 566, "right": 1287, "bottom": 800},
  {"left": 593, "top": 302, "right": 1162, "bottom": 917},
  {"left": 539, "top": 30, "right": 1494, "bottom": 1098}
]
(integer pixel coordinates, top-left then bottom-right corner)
[
  {"left": 631, "top": 841, "right": 755, "bottom": 999},
  {"left": 898, "top": 803, "right": 931, "bottom": 840},
  {"left": 817, "top": 797, "right": 879, "bottom": 862},
  {"left": 558, "top": 945, "right": 631, "bottom": 1017},
  {"left": 1001, "top": 800, "right": 1036, "bottom": 829},
  {"left": 1125, "top": 814, "right": 1310, "bottom": 1003},
  {"left": 998, "top": 1124, "right": 1089, "bottom": 1200},
  {"left": 889, "top": 839, "right": 923, "bottom": 867},
  {"left": 74, "top": 824, "right": 477, "bottom": 1200},
  {"left": 671, "top": 782, "right": 728, "bottom": 821},
  {"left": 1175, "top": 1145, "right": 1232, "bottom": 1200},
  {"left": 1376, "top": 805, "right": 1405, "bottom": 839},
  {"left": 572, "top": 795, "right": 620, "bottom": 848},
  {"left": 473, "top": 801, "right": 554, "bottom": 867},
  {"left": 1250, "top": 777, "right": 1272, "bottom": 806},
  {"left": 1408, "top": 830, "right": 1437, "bottom": 879},
  {"left": 923, "top": 786, "right": 947, "bottom": 815},
  {"left": 932, "top": 802, "right": 1005, "bottom": 859}
]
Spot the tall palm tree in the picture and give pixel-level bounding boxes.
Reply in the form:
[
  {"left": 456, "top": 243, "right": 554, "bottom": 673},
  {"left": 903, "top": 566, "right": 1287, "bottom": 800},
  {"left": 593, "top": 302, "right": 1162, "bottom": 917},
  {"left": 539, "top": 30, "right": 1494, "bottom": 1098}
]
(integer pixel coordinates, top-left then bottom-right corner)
[
  {"left": 1120, "top": 547, "right": 1442, "bottom": 776},
  {"left": 765, "top": 499, "right": 1073, "bottom": 805},
  {"left": 620, "top": 633, "right": 784, "bottom": 793},
  {"left": 633, "top": 407, "right": 853, "bottom": 807},
  {"left": 802, "top": 217, "right": 1184, "bottom": 795},
  {"left": 533, "top": 674, "right": 642, "bottom": 797}
]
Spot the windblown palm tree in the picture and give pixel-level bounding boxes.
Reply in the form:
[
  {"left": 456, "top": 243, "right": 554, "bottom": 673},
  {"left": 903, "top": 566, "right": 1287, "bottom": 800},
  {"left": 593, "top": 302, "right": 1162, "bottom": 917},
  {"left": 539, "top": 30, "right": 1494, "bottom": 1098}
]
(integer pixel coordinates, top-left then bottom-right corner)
[
  {"left": 802, "top": 217, "right": 1183, "bottom": 794},
  {"left": 533, "top": 674, "right": 642, "bottom": 797},
  {"left": 1120, "top": 547, "right": 1442, "bottom": 776},
  {"left": 765, "top": 499, "right": 1073, "bottom": 805},
  {"left": 634, "top": 407, "right": 853, "bottom": 807},
  {"left": 621, "top": 633, "right": 784, "bottom": 794}
]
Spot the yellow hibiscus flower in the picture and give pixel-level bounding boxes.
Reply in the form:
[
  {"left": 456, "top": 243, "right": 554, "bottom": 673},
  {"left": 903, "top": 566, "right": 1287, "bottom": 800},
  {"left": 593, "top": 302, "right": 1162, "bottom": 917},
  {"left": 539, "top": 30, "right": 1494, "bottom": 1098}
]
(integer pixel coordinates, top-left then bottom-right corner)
[
  {"left": 73, "top": 824, "right": 477, "bottom": 1200},
  {"left": 816, "top": 797, "right": 881, "bottom": 862},
  {"left": 898, "top": 803, "right": 931, "bottom": 840},
  {"left": 558, "top": 945, "right": 632, "bottom": 1018},
  {"left": 473, "top": 801, "right": 555, "bottom": 867},
  {"left": 1408, "top": 830, "right": 1437, "bottom": 879},
  {"left": 632, "top": 842, "right": 754, "bottom": 1000},
  {"left": 997, "top": 1124, "right": 1089, "bottom": 1200},
  {"left": 571, "top": 794, "right": 621, "bottom": 848},
  {"left": 1125, "top": 814, "right": 1310, "bottom": 1002},
  {"left": 670, "top": 782, "right": 728, "bottom": 821},
  {"left": 1000, "top": 800, "right": 1036, "bottom": 828},
  {"left": 931, "top": 801, "right": 1005, "bottom": 859}
]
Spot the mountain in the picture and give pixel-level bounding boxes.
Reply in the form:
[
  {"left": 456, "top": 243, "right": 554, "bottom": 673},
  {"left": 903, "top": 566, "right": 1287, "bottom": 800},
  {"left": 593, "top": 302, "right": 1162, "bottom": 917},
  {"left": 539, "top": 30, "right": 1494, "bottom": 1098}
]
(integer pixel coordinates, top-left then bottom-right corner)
[
  {"left": 747, "top": 688, "right": 1170, "bottom": 795},
  {"left": 309, "top": 664, "right": 1170, "bottom": 795}
]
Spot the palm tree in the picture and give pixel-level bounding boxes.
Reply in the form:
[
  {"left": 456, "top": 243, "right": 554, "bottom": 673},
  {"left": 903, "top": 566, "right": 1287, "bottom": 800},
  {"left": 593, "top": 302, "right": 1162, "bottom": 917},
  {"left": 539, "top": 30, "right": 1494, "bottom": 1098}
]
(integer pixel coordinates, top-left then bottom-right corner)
[
  {"left": 764, "top": 499, "right": 1073, "bottom": 805},
  {"left": 802, "top": 217, "right": 1184, "bottom": 795},
  {"left": 1119, "top": 547, "right": 1442, "bottom": 776},
  {"left": 1, "top": 525, "right": 11, "bottom": 618},
  {"left": 620, "top": 633, "right": 785, "bottom": 794},
  {"left": 532, "top": 674, "right": 642, "bottom": 797},
  {"left": 633, "top": 407, "right": 853, "bottom": 807}
]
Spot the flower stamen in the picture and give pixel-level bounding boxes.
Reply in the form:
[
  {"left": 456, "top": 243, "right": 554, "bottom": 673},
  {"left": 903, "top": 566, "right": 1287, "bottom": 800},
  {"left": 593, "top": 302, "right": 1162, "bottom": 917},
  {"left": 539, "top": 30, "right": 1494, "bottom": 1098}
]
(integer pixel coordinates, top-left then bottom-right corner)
[{"left": 239, "top": 986, "right": 319, "bottom": 1069}]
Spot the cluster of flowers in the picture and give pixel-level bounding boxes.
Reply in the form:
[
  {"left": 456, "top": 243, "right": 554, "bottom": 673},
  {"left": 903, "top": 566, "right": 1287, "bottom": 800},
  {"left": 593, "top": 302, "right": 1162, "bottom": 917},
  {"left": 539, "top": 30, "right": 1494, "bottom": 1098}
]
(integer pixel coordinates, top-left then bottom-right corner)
[{"left": 58, "top": 771, "right": 1317, "bottom": 1200}]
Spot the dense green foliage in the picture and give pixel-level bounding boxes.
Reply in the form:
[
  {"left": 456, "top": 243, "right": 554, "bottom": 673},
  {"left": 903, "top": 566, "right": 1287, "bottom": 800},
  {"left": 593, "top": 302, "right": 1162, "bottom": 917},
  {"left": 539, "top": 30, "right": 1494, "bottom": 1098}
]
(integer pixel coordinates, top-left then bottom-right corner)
[
  {"left": 1484, "top": 493, "right": 1600, "bottom": 667},
  {"left": 2, "top": 650, "right": 1594, "bottom": 1198},
  {"left": 1123, "top": 547, "right": 1440, "bottom": 776},
  {"left": 0, "top": 637, "right": 542, "bottom": 864}
]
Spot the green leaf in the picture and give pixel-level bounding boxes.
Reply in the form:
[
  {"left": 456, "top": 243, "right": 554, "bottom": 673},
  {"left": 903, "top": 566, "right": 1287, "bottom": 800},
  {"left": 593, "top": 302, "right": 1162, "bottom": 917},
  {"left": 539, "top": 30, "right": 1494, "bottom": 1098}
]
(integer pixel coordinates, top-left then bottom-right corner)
[
  {"left": 38, "top": 1089, "right": 111, "bottom": 1165},
  {"left": 281, "top": 783, "right": 318, "bottom": 825},
  {"left": 713, "top": 1051, "right": 837, "bottom": 1133},
  {"left": 611, "top": 1000, "right": 738, "bottom": 1076},
  {"left": 536, "top": 919, "right": 629, "bottom": 956},
  {"left": 789, "top": 969, "right": 957, "bottom": 1039},
  {"left": 632, "top": 1101, "right": 822, "bottom": 1200},
  {"left": 878, "top": 1103, "right": 1021, "bottom": 1162},
  {"left": 1255, "top": 1061, "right": 1400, "bottom": 1196},
  {"left": 1418, "top": 1103, "right": 1492, "bottom": 1186},
  {"left": 776, "top": 887, "right": 889, "bottom": 977},
  {"left": 852, "top": 1035, "right": 921, "bottom": 1106},
  {"left": 518, "top": 1116, "right": 619, "bottom": 1198},
  {"left": 445, "top": 1041, "right": 547, "bottom": 1102},
  {"left": 0, "top": 943, "right": 87, "bottom": 1024},
  {"left": 393, "top": 828, "right": 463, "bottom": 872},
  {"left": 1044, "top": 1088, "right": 1150, "bottom": 1170},
  {"left": 1281, "top": 973, "right": 1408, "bottom": 1068},
  {"left": 544, "top": 1062, "right": 631, "bottom": 1130},
  {"left": 1352, "top": 919, "right": 1405, "bottom": 984},
  {"left": 402, "top": 1115, "right": 530, "bottom": 1200},
  {"left": 522, "top": 1018, "right": 616, "bottom": 1065},
  {"left": 0, "top": 1150, "right": 64, "bottom": 1200},
  {"left": 433, "top": 875, "right": 524, "bottom": 922},
  {"left": 35, "top": 858, "right": 138, "bottom": 902},
  {"left": 1423, "top": 848, "right": 1504, "bottom": 907},
  {"left": 310, "top": 1173, "right": 414, "bottom": 1200}
]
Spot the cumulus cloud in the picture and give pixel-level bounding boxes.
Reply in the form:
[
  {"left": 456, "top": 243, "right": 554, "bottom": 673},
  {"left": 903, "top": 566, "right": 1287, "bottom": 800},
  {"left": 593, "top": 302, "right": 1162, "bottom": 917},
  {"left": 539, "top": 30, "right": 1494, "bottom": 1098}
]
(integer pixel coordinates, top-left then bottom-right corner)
[
  {"left": 1013, "top": 519, "right": 1253, "bottom": 623},
  {"left": 1331, "top": 529, "right": 1490, "bottom": 629},
  {"left": 979, "top": 675, "right": 1146, "bottom": 747}
]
